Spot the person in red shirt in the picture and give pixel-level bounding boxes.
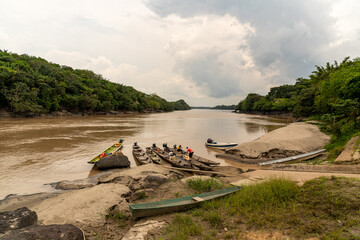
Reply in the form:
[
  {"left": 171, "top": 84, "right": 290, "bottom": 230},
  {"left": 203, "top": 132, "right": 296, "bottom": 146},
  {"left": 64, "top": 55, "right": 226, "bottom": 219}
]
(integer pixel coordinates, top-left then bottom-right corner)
[{"left": 186, "top": 147, "right": 194, "bottom": 158}]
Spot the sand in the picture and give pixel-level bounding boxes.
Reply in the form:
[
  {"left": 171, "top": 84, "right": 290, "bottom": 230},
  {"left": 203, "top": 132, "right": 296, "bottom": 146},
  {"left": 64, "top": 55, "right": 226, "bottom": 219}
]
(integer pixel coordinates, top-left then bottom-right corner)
[
  {"left": 2, "top": 121, "right": 359, "bottom": 239},
  {"left": 226, "top": 122, "right": 330, "bottom": 158}
]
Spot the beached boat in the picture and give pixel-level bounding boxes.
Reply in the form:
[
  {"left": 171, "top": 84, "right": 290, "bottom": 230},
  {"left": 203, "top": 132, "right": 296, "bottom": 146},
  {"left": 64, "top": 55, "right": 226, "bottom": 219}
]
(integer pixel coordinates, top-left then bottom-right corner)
[
  {"left": 205, "top": 139, "right": 238, "bottom": 149},
  {"left": 129, "top": 186, "right": 241, "bottom": 218},
  {"left": 145, "top": 147, "right": 163, "bottom": 165},
  {"left": 258, "top": 149, "right": 327, "bottom": 166},
  {"left": 88, "top": 139, "right": 124, "bottom": 164},
  {"left": 166, "top": 147, "right": 213, "bottom": 171},
  {"left": 169, "top": 147, "right": 219, "bottom": 166},
  {"left": 152, "top": 146, "right": 193, "bottom": 169},
  {"left": 132, "top": 144, "right": 152, "bottom": 165}
]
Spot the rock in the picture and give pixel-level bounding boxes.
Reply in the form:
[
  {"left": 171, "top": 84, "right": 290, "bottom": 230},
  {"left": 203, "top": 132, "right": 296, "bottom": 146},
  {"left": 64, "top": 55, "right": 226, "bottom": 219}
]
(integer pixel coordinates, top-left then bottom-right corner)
[
  {"left": 95, "top": 153, "right": 130, "bottom": 169},
  {"left": 32, "top": 183, "right": 131, "bottom": 225},
  {"left": 212, "top": 166, "right": 245, "bottom": 175},
  {"left": 141, "top": 174, "right": 169, "bottom": 188},
  {"left": 131, "top": 189, "right": 156, "bottom": 201},
  {"left": 180, "top": 175, "right": 213, "bottom": 184},
  {"left": 335, "top": 136, "right": 359, "bottom": 162},
  {"left": 0, "top": 207, "right": 37, "bottom": 234},
  {"left": 0, "top": 224, "right": 83, "bottom": 240},
  {"left": 55, "top": 177, "right": 98, "bottom": 190},
  {"left": 122, "top": 220, "right": 167, "bottom": 240}
]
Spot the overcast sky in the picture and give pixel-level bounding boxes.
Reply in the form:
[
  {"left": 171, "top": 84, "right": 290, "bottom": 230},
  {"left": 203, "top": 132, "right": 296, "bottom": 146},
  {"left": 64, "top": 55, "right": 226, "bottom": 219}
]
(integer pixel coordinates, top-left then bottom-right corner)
[{"left": 1, "top": 0, "right": 360, "bottom": 106}]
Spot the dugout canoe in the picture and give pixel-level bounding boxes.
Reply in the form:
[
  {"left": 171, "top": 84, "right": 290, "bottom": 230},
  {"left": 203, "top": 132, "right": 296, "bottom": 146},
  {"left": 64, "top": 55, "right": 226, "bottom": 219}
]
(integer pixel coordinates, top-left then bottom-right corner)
[
  {"left": 152, "top": 146, "right": 193, "bottom": 169},
  {"left": 129, "top": 186, "right": 241, "bottom": 218},
  {"left": 88, "top": 139, "right": 124, "bottom": 164},
  {"left": 145, "top": 147, "right": 164, "bottom": 165},
  {"left": 166, "top": 147, "right": 213, "bottom": 171},
  {"left": 169, "top": 147, "right": 219, "bottom": 166},
  {"left": 132, "top": 144, "right": 152, "bottom": 165}
]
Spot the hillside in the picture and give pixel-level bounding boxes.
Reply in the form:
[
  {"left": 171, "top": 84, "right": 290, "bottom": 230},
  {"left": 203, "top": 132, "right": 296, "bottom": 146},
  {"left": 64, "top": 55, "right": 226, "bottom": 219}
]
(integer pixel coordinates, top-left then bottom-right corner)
[
  {"left": 235, "top": 57, "right": 360, "bottom": 160},
  {"left": 0, "top": 50, "right": 190, "bottom": 116}
]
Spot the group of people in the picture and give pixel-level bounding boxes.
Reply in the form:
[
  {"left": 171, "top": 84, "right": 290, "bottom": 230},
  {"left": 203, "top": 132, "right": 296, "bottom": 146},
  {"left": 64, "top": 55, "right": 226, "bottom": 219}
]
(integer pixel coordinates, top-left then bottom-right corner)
[{"left": 165, "top": 143, "right": 194, "bottom": 160}]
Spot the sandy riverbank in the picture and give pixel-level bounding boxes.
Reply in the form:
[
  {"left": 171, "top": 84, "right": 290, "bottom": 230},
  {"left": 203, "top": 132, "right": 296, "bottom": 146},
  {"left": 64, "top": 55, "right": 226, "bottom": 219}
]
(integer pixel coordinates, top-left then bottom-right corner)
[
  {"left": 224, "top": 122, "right": 330, "bottom": 160},
  {"left": 2, "top": 121, "right": 358, "bottom": 239}
]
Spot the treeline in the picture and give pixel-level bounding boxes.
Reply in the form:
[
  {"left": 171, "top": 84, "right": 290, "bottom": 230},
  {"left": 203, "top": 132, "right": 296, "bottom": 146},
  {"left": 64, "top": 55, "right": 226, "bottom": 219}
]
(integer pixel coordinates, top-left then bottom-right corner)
[
  {"left": 0, "top": 50, "right": 190, "bottom": 115},
  {"left": 212, "top": 104, "right": 236, "bottom": 110},
  {"left": 236, "top": 57, "right": 360, "bottom": 155}
]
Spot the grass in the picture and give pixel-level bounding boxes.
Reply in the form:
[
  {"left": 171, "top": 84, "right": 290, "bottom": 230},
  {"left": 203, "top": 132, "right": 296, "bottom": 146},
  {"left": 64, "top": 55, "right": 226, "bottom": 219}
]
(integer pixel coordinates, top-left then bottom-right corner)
[
  {"left": 165, "top": 214, "right": 202, "bottom": 240},
  {"left": 105, "top": 208, "right": 128, "bottom": 227},
  {"left": 186, "top": 178, "right": 224, "bottom": 193},
  {"left": 137, "top": 191, "right": 147, "bottom": 200},
  {"left": 159, "top": 177, "right": 360, "bottom": 239}
]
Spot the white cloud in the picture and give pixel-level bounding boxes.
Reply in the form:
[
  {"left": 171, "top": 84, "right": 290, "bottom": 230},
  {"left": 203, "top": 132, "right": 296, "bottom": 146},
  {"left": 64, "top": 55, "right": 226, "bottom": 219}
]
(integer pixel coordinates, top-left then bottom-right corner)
[{"left": 1, "top": 0, "right": 360, "bottom": 106}]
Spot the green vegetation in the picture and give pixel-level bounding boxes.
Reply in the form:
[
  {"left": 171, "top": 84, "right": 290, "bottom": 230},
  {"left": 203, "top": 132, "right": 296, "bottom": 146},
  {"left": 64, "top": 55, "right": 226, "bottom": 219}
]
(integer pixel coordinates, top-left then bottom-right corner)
[
  {"left": 212, "top": 104, "right": 236, "bottom": 110},
  {"left": 235, "top": 57, "right": 360, "bottom": 156},
  {"left": 161, "top": 177, "right": 360, "bottom": 239},
  {"left": 0, "top": 50, "right": 190, "bottom": 115},
  {"left": 164, "top": 214, "right": 203, "bottom": 240},
  {"left": 105, "top": 208, "right": 128, "bottom": 227},
  {"left": 186, "top": 178, "right": 224, "bottom": 193}
]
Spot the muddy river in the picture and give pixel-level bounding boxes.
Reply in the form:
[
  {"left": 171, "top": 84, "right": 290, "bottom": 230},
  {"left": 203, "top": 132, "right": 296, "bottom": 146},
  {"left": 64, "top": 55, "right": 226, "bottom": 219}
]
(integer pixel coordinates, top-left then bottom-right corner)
[{"left": 0, "top": 110, "right": 288, "bottom": 199}]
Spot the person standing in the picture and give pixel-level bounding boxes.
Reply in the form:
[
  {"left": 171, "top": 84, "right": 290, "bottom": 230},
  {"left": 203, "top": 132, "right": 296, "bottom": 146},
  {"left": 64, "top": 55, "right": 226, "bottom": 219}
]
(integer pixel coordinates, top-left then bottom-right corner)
[{"left": 186, "top": 147, "right": 194, "bottom": 158}]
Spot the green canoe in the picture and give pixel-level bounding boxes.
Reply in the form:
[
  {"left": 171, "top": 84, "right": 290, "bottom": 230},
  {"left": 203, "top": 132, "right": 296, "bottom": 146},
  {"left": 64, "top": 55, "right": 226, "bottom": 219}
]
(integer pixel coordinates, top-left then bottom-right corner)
[
  {"left": 88, "top": 139, "right": 124, "bottom": 164},
  {"left": 129, "top": 186, "right": 241, "bottom": 218}
]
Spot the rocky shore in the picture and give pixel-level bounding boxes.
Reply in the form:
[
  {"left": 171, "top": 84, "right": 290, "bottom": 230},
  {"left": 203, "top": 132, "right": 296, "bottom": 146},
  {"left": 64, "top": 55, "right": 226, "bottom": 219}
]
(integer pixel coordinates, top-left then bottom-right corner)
[{"left": 1, "top": 122, "right": 359, "bottom": 239}]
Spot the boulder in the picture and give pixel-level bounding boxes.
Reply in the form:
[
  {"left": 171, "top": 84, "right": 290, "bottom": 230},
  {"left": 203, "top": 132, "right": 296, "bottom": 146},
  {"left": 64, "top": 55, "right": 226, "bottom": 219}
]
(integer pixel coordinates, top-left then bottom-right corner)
[
  {"left": 141, "top": 174, "right": 169, "bottom": 188},
  {"left": 0, "top": 224, "right": 83, "bottom": 240},
  {"left": 95, "top": 153, "right": 130, "bottom": 169},
  {"left": 0, "top": 207, "right": 37, "bottom": 233},
  {"left": 122, "top": 220, "right": 167, "bottom": 240},
  {"left": 55, "top": 177, "right": 98, "bottom": 190}
]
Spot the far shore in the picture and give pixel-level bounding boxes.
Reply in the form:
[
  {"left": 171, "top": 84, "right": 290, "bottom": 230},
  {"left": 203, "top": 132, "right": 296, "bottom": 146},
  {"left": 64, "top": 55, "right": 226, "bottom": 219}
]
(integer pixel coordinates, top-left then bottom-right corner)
[{"left": 0, "top": 108, "right": 166, "bottom": 119}]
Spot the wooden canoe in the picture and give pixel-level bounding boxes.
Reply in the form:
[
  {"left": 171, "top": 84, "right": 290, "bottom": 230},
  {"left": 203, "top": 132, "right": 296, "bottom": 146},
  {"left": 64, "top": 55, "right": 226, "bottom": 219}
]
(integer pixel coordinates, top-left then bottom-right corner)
[
  {"left": 132, "top": 144, "right": 152, "bottom": 165},
  {"left": 169, "top": 147, "right": 219, "bottom": 166},
  {"left": 152, "top": 147, "right": 193, "bottom": 169},
  {"left": 145, "top": 147, "right": 164, "bottom": 165},
  {"left": 88, "top": 139, "right": 124, "bottom": 164},
  {"left": 258, "top": 149, "right": 327, "bottom": 166},
  {"left": 129, "top": 186, "right": 241, "bottom": 218},
  {"left": 166, "top": 148, "right": 213, "bottom": 171}
]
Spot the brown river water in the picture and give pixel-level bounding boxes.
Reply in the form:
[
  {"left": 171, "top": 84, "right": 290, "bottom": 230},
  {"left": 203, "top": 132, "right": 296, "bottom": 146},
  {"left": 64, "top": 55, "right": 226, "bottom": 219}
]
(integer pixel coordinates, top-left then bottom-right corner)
[{"left": 0, "top": 109, "right": 288, "bottom": 200}]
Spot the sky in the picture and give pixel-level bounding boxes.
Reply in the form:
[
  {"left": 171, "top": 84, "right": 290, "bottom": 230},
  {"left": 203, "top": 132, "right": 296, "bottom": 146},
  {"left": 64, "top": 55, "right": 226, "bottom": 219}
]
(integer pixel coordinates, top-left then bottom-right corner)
[{"left": 1, "top": 0, "right": 360, "bottom": 107}]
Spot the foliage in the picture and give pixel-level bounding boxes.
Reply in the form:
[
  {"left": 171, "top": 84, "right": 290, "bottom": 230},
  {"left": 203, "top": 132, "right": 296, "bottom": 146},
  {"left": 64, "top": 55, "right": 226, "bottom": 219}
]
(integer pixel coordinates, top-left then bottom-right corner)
[
  {"left": 235, "top": 57, "right": 360, "bottom": 158},
  {"left": 0, "top": 50, "right": 190, "bottom": 115},
  {"left": 212, "top": 104, "right": 236, "bottom": 110},
  {"left": 186, "top": 178, "right": 224, "bottom": 193},
  {"left": 160, "top": 177, "right": 360, "bottom": 239},
  {"left": 165, "top": 214, "right": 202, "bottom": 240}
]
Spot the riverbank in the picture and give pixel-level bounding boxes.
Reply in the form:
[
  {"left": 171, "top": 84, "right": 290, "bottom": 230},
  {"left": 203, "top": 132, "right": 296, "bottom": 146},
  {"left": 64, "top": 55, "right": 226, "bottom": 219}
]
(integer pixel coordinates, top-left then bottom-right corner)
[
  {"left": 0, "top": 108, "right": 166, "bottom": 118},
  {"left": 2, "top": 121, "right": 359, "bottom": 239},
  {"left": 223, "top": 122, "right": 330, "bottom": 161}
]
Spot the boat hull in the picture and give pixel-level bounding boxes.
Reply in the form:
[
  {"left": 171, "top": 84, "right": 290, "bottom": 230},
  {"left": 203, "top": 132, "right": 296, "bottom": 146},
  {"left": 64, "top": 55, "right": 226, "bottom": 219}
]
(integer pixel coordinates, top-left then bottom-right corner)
[
  {"left": 205, "top": 142, "right": 238, "bottom": 148},
  {"left": 129, "top": 186, "right": 241, "bottom": 218},
  {"left": 88, "top": 139, "right": 124, "bottom": 164},
  {"left": 133, "top": 145, "right": 152, "bottom": 165}
]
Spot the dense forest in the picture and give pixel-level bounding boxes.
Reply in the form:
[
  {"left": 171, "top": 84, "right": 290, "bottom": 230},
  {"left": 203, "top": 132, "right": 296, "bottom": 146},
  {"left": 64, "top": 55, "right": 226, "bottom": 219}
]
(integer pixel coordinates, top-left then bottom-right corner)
[
  {"left": 236, "top": 57, "right": 360, "bottom": 158},
  {"left": 0, "top": 50, "right": 190, "bottom": 116},
  {"left": 212, "top": 104, "right": 236, "bottom": 110}
]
